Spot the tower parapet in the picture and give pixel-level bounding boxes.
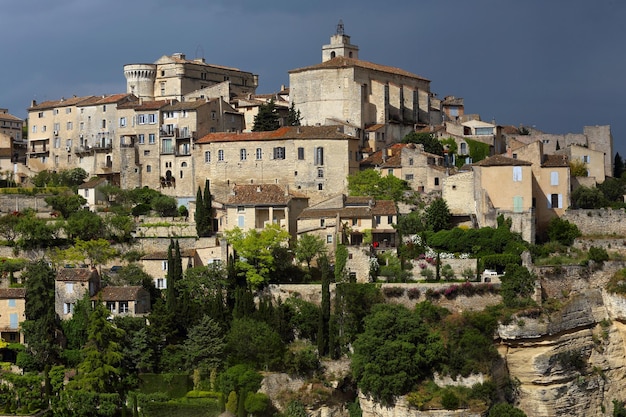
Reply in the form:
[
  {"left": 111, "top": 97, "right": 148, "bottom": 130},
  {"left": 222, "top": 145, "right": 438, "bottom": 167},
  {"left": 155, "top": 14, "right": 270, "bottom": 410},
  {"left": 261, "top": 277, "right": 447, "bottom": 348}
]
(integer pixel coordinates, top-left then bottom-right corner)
[{"left": 124, "top": 64, "right": 157, "bottom": 100}]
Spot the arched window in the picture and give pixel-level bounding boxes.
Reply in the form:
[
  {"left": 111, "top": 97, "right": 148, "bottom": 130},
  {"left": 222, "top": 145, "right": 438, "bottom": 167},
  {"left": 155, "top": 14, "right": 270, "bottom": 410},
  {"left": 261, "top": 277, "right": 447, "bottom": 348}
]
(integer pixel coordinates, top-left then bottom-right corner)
[{"left": 330, "top": 51, "right": 336, "bottom": 58}]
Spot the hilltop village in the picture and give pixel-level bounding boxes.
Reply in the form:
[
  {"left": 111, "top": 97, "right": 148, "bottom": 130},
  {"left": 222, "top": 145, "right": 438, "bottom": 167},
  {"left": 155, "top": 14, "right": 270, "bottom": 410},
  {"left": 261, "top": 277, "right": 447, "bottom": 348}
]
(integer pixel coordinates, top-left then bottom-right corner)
[{"left": 0, "top": 22, "right": 625, "bottom": 417}]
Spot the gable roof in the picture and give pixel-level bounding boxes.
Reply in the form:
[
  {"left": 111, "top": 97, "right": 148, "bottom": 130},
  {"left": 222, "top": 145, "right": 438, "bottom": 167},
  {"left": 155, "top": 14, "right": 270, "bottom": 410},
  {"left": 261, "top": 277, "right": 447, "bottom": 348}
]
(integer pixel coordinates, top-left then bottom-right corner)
[
  {"left": 542, "top": 154, "right": 569, "bottom": 168},
  {"left": 0, "top": 288, "right": 26, "bottom": 299},
  {"left": 77, "top": 177, "right": 107, "bottom": 189},
  {"left": 29, "top": 95, "right": 97, "bottom": 111},
  {"left": 473, "top": 154, "right": 532, "bottom": 167},
  {"left": 56, "top": 268, "right": 99, "bottom": 282},
  {"left": 117, "top": 100, "right": 169, "bottom": 111},
  {"left": 196, "top": 125, "right": 356, "bottom": 144},
  {"left": 299, "top": 195, "right": 396, "bottom": 219},
  {"left": 93, "top": 286, "right": 145, "bottom": 301},
  {"left": 289, "top": 56, "right": 429, "bottom": 82},
  {"left": 225, "top": 184, "right": 307, "bottom": 206}
]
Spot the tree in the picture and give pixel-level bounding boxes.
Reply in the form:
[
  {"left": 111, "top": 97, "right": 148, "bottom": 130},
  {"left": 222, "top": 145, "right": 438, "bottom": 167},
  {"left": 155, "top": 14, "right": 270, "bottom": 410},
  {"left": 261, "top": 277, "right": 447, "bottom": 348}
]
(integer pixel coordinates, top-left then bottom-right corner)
[
  {"left": 351, "top": 303, "right": 445, "bottom": 406},
  {"left": 15, "top": 209, "right": 55, "bottom": 249},
  {"left": 570, "top": 159, "right": 589, "bottom": 177},
  {"left": 571, "top": 185, "right": 606, "bottom": 209},
  {"left": 318, "top": 254, "right": 331, "bottom": 356},
  {"left": 195, "top": 187, "right": 208, "bottom": 237},
  {"left": 424, "top": 198, "right": 451, "bottom": 232},
  {"left": 184, "top": 315, "right": 225, "bottom": 374},
  {"left": 615, "top": 153, "right": 624, "bottom": 179},
  {"left": 598, "top": 177, "right": 626, "bottom": 203},
  {"left": 152, "top": 195, "right": 178, "bottom": 217},
  {"left": 44, "top": 193, "right": 87, "bottom": 219},
  {"left": 68, "top": 300, "right": 125, "bottom": 394},
  {"left": 547, "top": 217, "right": 581, "bottom": 246},
  {"left": 500, "top": 264, "right": 536, "bottom": 308},
  {"left": 226, "top": 318, "right": 285, "bottom": 370},
  {"left": 286, "top": 102, "right": 301, "bottom": 126},
  {"left": 65, "top": 209, "right": 104, "bottom": 241},
  {"left": 347, "top": 169, "right": 410, "bottom": 201},
  {"left": 401, "top": 132, "right": 444, "bottom": 156},
  {"left": 63, "top": 238, "right": 118, "bottom": 270},
  {"left": 218, "top": 364, "right": 263, "bottom": 399},
  {"left": 103, "top": 213, "right": 135, "bottom": 242},
  {"left": 488, "top": 403, "right": 527, "bottom": 417},
  {"left": 0, "top": 212, "right": 20, "bottom": 243},
  {"left": 225, "top": 224, "right": 291, "bottom": 288},
  {"left": 294, "top": 233, "right": 326, "bottom": 272},
  {"left": 252, "top": 100, "right": 280, "bottom": 132},
  {"left": 21, "top": 260, "right": 59, "bottom": 371}
]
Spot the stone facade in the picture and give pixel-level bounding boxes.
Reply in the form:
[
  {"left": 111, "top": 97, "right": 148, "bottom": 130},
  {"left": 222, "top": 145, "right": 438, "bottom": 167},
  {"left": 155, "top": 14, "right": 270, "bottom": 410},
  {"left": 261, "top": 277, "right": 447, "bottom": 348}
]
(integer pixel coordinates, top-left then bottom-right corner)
[
  {"left": 563, "top": 208, "right": 626, "bottom": 236},
  {"left": 0, "top": 288, "right": 25, "bottom": 343},
  {"left": 55, "top": 267, "right": 101, "bottom": 320},
  {"left": 442, "top": 170, "right": 475, "bottom": 216}
]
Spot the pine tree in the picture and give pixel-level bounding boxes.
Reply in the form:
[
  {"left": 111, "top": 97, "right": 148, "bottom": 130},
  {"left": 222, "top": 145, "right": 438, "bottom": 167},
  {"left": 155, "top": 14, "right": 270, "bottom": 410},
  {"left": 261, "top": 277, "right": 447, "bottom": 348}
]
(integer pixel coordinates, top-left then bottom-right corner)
[
  {"left": 615, "top": 153, "right": 624, "bottom": 179},
  {"left": 286, "top": 102, "right": 301, "bottom": 126},
  {"left": 252, "top": 100, "right": 280, "bottom": 132}
]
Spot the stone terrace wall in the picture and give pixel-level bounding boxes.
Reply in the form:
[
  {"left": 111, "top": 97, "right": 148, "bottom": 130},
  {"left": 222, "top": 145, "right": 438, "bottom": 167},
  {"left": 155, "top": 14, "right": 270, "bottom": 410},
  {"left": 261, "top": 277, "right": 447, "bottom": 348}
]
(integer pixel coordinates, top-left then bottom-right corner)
[
  {"left": 0, "top": 194, "right": 51, "bottom": 213},
  {"left": 563, "top": 208, "right": 626, "bottom": 236}
]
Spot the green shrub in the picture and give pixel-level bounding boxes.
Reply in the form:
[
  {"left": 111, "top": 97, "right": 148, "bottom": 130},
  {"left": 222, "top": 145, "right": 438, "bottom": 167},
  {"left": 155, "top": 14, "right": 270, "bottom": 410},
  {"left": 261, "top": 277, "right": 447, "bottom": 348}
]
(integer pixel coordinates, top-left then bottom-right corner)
[{"left": 441, "top": 389, "right": 460, "bottom": 410}]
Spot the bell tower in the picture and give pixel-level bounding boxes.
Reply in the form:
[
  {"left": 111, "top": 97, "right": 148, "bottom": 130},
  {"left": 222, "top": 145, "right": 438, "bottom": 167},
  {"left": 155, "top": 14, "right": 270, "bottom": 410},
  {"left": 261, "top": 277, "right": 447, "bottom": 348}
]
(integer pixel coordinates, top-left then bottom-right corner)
[{"left": 322, "top": 20, "right": 359, "bottom": 62}]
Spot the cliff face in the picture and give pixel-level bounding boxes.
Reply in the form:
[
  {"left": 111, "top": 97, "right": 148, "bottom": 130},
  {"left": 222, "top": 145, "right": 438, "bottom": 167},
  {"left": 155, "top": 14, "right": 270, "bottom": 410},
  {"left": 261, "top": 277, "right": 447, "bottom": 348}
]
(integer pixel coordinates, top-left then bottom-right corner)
[{"left": 498, "top": 264, "right": 626, "bottom": 417}]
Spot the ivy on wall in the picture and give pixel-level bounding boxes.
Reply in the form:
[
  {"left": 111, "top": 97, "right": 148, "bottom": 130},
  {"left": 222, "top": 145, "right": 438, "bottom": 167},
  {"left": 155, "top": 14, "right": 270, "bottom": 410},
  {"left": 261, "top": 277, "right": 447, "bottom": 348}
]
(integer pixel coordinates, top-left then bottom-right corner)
[{"left": 466, "top": 139, "right": 491, "bottom": 163}]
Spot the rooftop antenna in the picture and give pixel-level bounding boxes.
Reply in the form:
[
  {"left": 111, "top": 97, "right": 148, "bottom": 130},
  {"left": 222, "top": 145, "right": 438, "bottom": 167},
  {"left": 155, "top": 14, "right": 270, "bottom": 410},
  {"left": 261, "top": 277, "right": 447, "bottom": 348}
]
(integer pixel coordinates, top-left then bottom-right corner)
[
  {"left": 336, "top": 19, "right": 344, "bottom": 35},
  {"left": 195, "top": 45, "right": 205, "bottom": 60}
]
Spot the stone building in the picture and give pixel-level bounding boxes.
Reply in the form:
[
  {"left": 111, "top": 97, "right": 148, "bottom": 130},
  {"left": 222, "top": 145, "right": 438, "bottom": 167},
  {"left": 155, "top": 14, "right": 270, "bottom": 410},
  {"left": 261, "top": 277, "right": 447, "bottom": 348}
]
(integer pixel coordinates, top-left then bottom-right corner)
[
  {"left": 193, "top": 125, "right": 361, "bottom": 205},
  {"left": 123, "top": 53, "right": 258, "bottom": 102},
  {"left": 289, "top": 22, "right": 432, "bottom": 150},
  {"left": 139, "top": 248, "right": 196, "bottom": 290},
  {"left": 93, "top": 286, "right": 150, "bottom": 317},
  {"left": 55, "top": 267, "right": 101, "bottom": 320},
  {"left": 555, "top": 143, "right": 605, "bottom": 184},
  {"left": 297, "top": 194, "right": 398, "bottom": 255},
  {"left": 223, "top": 184, "right": 309, "bottom": 240},
  {"left": 472, "top": 155, "right": 535, "bottom": 242},
  {"left": 360, "top": 143, "right": 447, "bottom": 193},
  {"left": 0, "top": 288, "right": 25, "bottom": 343}
]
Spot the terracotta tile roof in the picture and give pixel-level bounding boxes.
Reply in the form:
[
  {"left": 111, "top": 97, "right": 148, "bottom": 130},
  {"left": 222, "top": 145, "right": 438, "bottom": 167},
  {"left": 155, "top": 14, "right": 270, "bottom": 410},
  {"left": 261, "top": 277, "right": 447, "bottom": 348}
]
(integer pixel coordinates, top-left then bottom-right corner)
[
  {"left": 76, "top": 94, "right": 136, "bottom": 106},
  {"left": 501, "top": 125, "right": 521, "bottom": 135},
  {"left": 542, "top": 154, "right": 569, "bottom": 167},
  {"left": 0, "top": 113, "right": 23, "bottom": 122},
  {"left": 141, "top": 249, "right": 196, "bottom": 260},
  {"left": 78, "top": 177, "right": 107, "bottom": 189},
  {"left": 196, "top": 125, "right": 356, "bottom": 144},
  {"left": 225, "top": 184, "right": 307, "bottom": 206},
  {"left": 162, "top": 100, "right": 211, "bottom": 111},
  {"left": 93, "top": 286, "right": 144, "bottom": 301},
  {"left": 29, "top": 95, "right": 97, "bottom": 111},
  {"left": 365, "top": 124, "right": 385, "bottom": 132},
  {"left": 117, "top": 100, "right": 169, "bottom": 111},
  {"left": 289, "top": 56, "right": 430, "bottom": 82},
  {"left": 473, "top": 154, "right": 532, "bottom": 167},
  {"left": 0, "top": 288, "right": 26, "bottom": 299},
  {"left": 56, "top": 268, "right": 99, "bottom": 282},
  {"left": 299, "top": 197, "right": 396, "bottom": 219}
]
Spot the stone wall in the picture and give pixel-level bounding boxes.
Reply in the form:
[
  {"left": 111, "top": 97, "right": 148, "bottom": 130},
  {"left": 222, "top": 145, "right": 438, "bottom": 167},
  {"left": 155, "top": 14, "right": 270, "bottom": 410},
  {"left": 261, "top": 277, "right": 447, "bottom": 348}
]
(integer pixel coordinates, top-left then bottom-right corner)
[
  {"left": 0, "top": 194, "right": 51, "bottom": 213},
  {"left": 563, "top": 208, "right": 626, "bottom": 237}
]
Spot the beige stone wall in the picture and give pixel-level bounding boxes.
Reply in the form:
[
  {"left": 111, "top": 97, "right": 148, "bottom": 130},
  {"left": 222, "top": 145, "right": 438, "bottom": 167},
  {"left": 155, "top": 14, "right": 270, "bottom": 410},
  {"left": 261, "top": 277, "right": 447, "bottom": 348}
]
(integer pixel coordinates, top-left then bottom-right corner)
[
  {"left": 194, "top": 137, "right": 360, "bottom": 205},
  {"left": 563, "top": 208, "right": 626, "bottom": 237},
  {"left": 0, "top": 298, "right": 24, "bottom": 343},
  {"left": 442, "top": 171, "right": 475, "bottom": 215}
]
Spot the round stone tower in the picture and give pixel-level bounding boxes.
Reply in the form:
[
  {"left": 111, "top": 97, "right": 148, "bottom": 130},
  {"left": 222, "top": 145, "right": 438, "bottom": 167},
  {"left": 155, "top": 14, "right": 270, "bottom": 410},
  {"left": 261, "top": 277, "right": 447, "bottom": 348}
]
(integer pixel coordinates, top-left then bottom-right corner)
[{"left": 123, "top": 63, "right": 157, "bottom": 100}]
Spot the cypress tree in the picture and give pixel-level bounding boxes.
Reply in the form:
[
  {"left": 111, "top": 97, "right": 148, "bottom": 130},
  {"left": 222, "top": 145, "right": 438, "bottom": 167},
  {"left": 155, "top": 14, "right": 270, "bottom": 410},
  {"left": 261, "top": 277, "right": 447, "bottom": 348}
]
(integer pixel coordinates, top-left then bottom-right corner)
[
  {"left": 165, "top": 240, "right": 177, "bottom": 315},
  {"left": 615, "top": 153, "right": 624, "bottom": 179},
  {"left": 203, "top": 180, "right": 214, "bottom": 236},
  {"left": 317, "top": 254, "right": 331, "bottom": 356},
  {"left": 195, "top": 187, "right": 207, "bottom": 237}
]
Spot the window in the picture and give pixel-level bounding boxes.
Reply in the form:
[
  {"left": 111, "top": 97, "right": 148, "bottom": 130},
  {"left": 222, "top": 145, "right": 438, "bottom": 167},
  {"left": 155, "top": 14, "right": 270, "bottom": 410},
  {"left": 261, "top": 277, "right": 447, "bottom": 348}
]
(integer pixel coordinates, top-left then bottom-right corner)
[
  {"left": 148, "top": 114, "right": 157, "bottom": 124},
  {"left": 388, "top": 169, "right": 394, "bottom": 176},
  {"left": 317, "top": 169, "right": 324, "bottom": 178},
  {"left": 273, "top": 147, "right": 285, "bottom": 160},
  {"left": 31, "top": 125, "right": 36, "bottom": 133},
  {"left": 256, "top": 148, "right": 262, "bottom": 160},
  {"left": 237, "top": 206, "right": 245, "bottom": 213},
  {"left": 218, "top": 149, "right": 224, "bottom": 161},
  {"left": 119, "top": 117, "right": 127, "bottom": 127},
  {"left": 85, "top": 189, "right": 89, "bottom": 197},
  {"left": 38, "top": 112, "right": 44, "bottom": 118},
  {"left": 315, "top": 147, "right": 324, "bottom": 165},
  {"left": 297, "top": 147, "right": 305, "bottom": 160},
  {"left": 66, "top": 121, "right": 73, "bottom": 130},
  {"left": 388, "top": 215, "right": 393, "bottom": 224},
  {"left": 66, "top": 283, "right": 74, "bottom": 293},
  {"left": 405, "top": 174, "right": 414, "bottom": 180},
  {"left": 460, "top": 143, "right": 467, "bottom": 154},
  {"left": 409, "top": 158, "right": 414, "bottom": 166},
  {"left": 7, "top": 299, "right": 16, "bottom": 308},
  {"left": 138, "top": 134, "right": 145, "bottom": 144},
  {"left": 211, "top": 111, "right": 216, "bottom": 120},
  {"left": 513, "top": 196, "right": 523, "bottom": 212},
  {"left": 106, "top": 301, "right": 116, "bottom": 313},
  {"left": 63, "top": 303, "right": 74, "bottom": 315},
  {"left": 434, "top": 177, "right": 439, "bottom": 186},
  {"left": 204, "top": 151, "right": 211, "bottom": 163},
  {"left": 162, "top": 261, "right": 168, "bottom": 271},
  {"left": 320, "top": 219, "right": 325, "bottom": 227},
  {"left": 149, "top": 133, "right": 155, "bottom": 144},
  {"left": 550, "top": 171, "right": 559, "bottom": 186},
  {"left": 144, "top": 150, "right": 150, "bottom": 156},
  {"left": 352, "top": 218, "right": 358, "bottom": 226},
  {"left": 146, "top": 165, "right": 152, "bottom": 173},
  {"left": 102, "top": 119, "right": 106, "bottom": 129},
  {"left": 138, "top": 114, "right": 147, "bottom": 124},
  {"left": 375, "top": 216, "right": 381, "bottom": 226},
  {"left": 160, "top": 82, "right": 166, "bottom": 95},
  {"left": 240, "top": 149, "right": 247, "bottom": 161},
  {"left": 583, "top": 155, "right": 590, "bottom": 163},
  {"left": 42, "top": 125, "right": 46, "bottom": 132},
  {"left": 318, "top": 183, "right": 323, "bottom": 190},
  {"left": 157, "top": 278, "right": 165, "bottom": 289},
  {"left": 513, "top": 166, "right": 522, "bottom": 182},
  {"left": 9, "top": 313, "right": 18, "bottom": 329},
  {"left": 102, "top": 105, "right": 107, "bottom": 112},
  {"left": 119, "top": 301, "right": 129, "bottom": 314},
  {"left": 326, "top": 234, "right": 333, "bottom": 243},
  {"left": 238, "top": 215, "right": 244, "bottom": 227},
  {"left": 549, "top": 194, "right": 563, "bottom": 209}
]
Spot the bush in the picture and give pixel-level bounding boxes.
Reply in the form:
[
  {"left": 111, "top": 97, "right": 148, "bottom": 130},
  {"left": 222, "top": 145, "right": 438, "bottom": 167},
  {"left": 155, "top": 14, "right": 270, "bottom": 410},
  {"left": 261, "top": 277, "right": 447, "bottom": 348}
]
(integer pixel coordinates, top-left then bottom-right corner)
[
  {"left": 420, "top": 269, "right": 435, "bottom": 280},
  {"left": 132, "top": 203, "right": 151, "bottom": 216},
  {"left": 547, "top": 218, "right": 581, "bottom": 246},
  {"left": 588, "top": 246, "right": 609, "bottom": 264},
  {"left": 441, "top": 264, "right": 455, "bottom": 281},
  {"left": 382, "top": 286, "right": 405, "bottom": 298},
  {"left": 441, "top": 389, "right": 460, "bottom": 410},
  {"left": 407, "top": 288, "right": 421, "bottom": 300}
]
